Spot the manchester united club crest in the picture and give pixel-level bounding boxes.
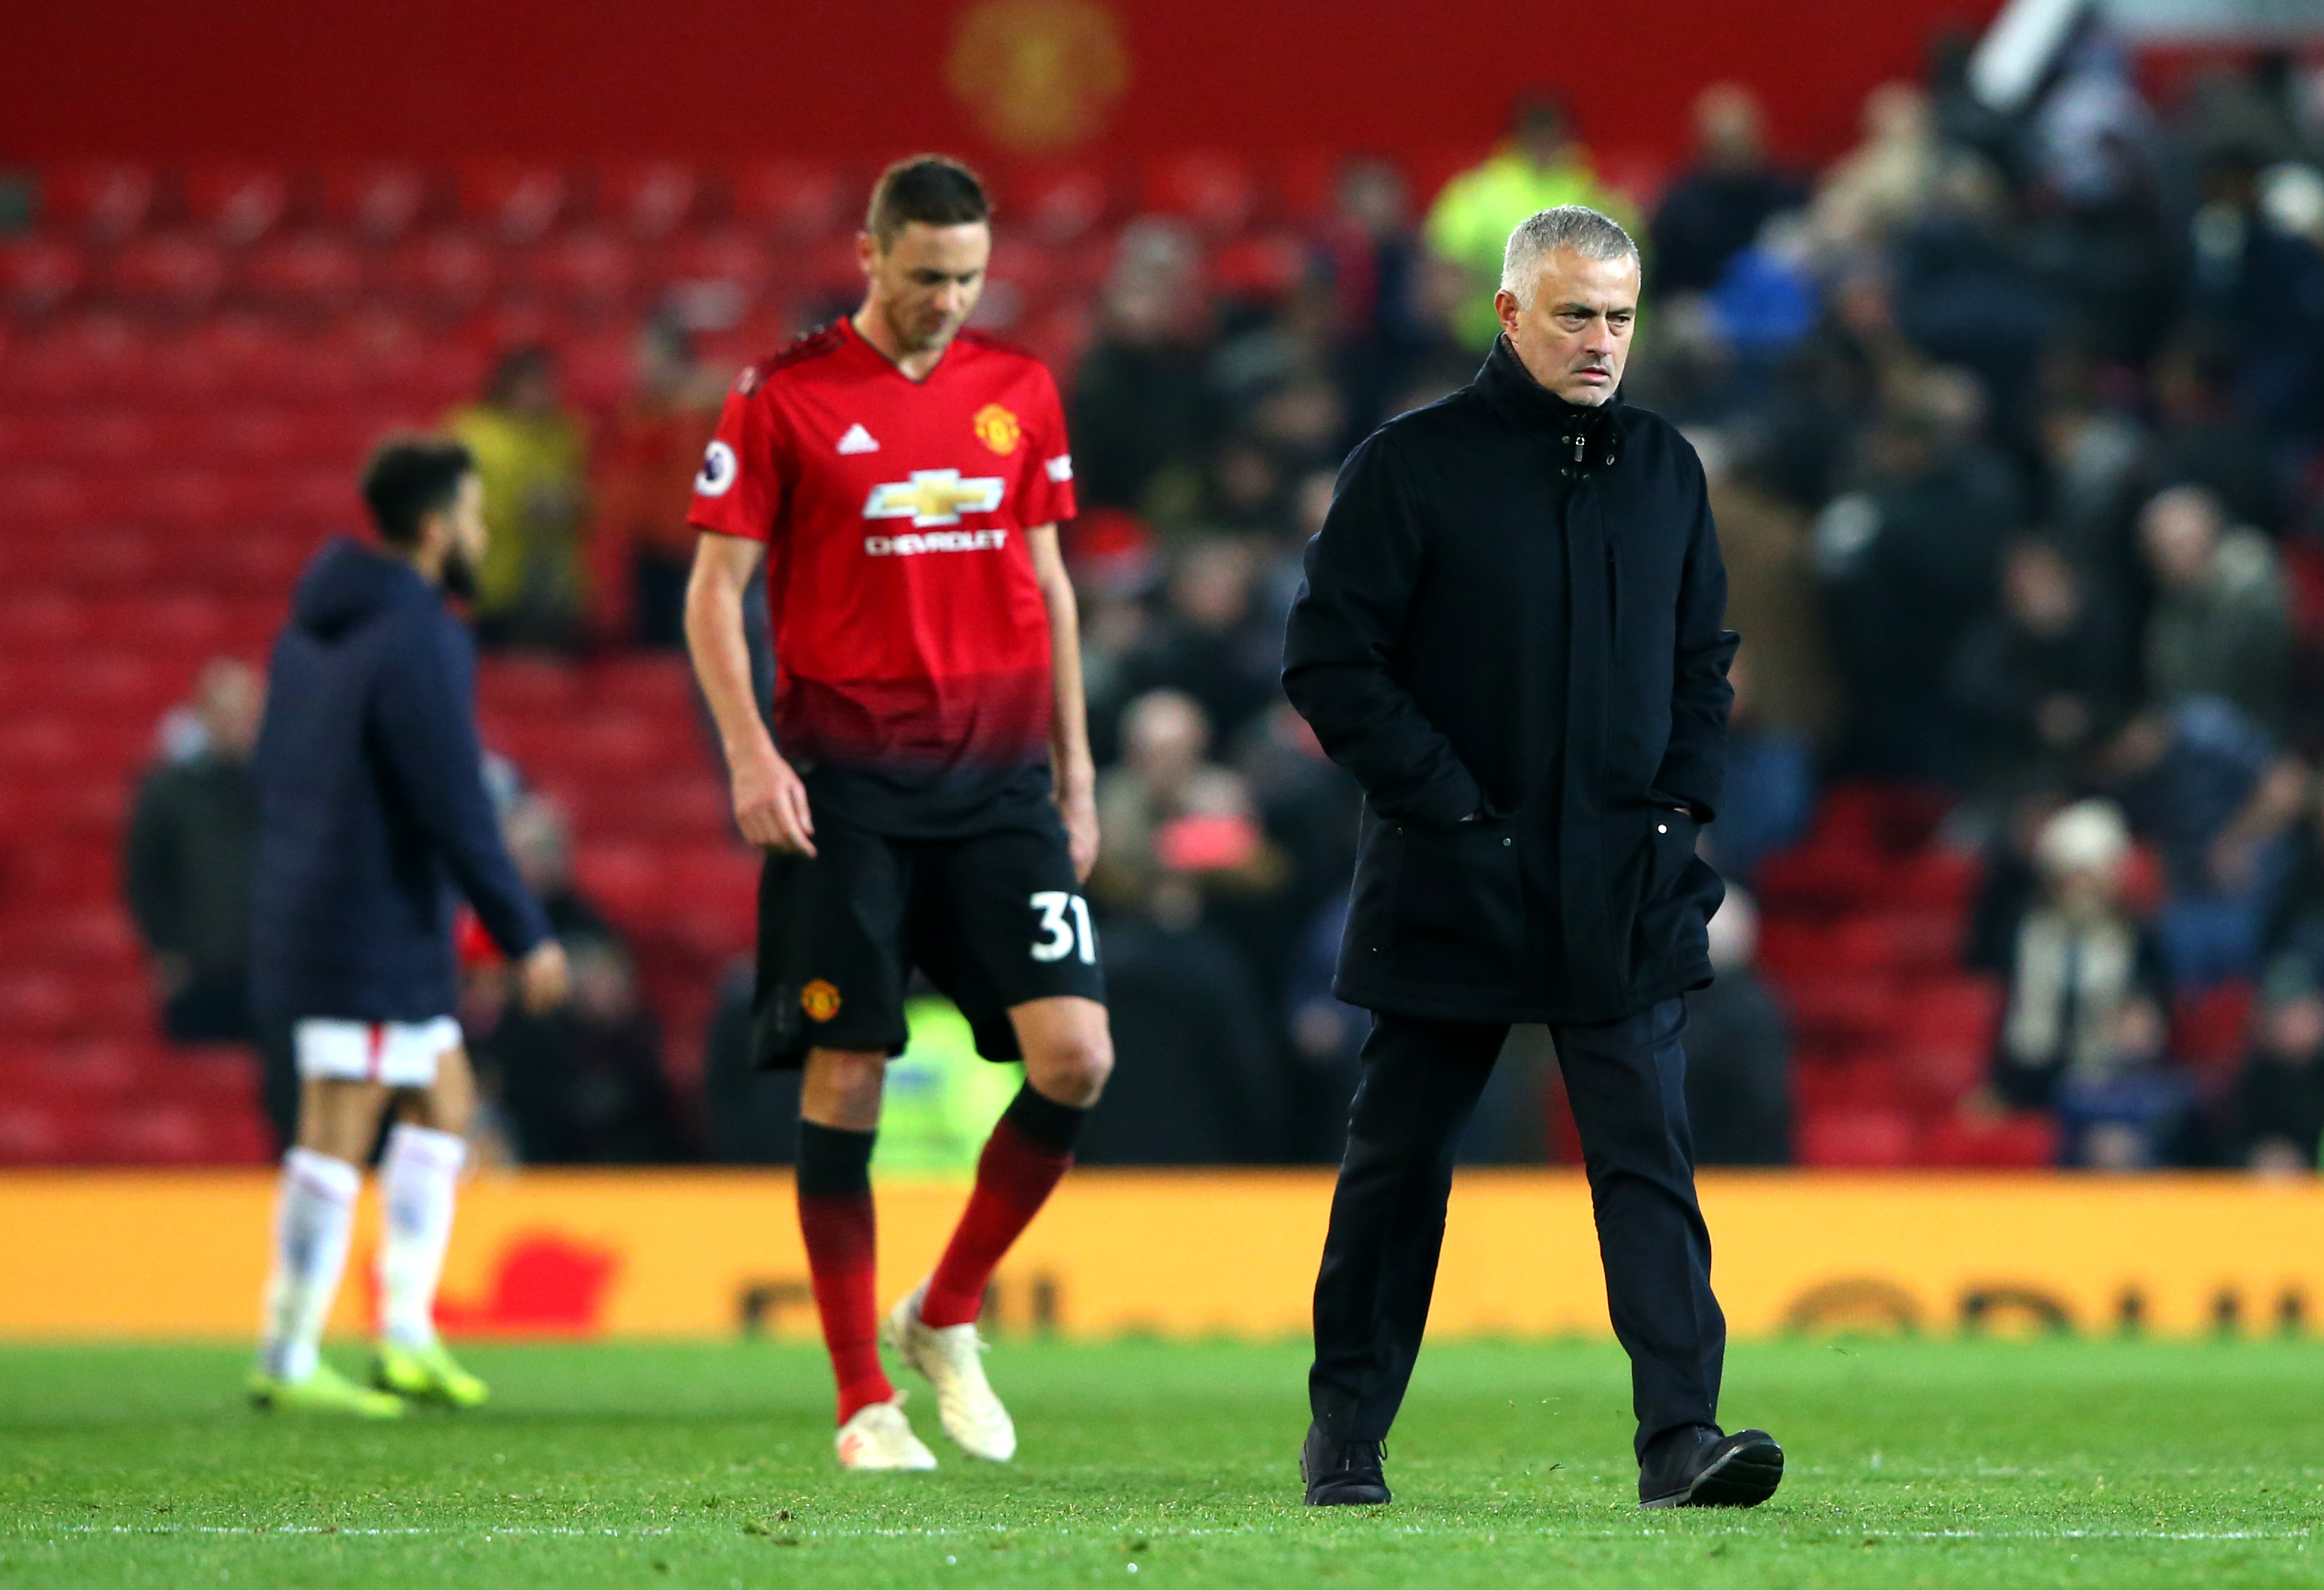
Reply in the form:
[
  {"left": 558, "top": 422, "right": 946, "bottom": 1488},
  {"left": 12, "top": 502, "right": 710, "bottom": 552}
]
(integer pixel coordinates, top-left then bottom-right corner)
[
  {"left": 973, "top": 402, "right": 1023, "bottom": 455},
  {"left": 800, "top": 979, "right": 843, "bottom": 1022},
  {"left": 947, "top": 0, "right": 1129, "bottom": 154}
]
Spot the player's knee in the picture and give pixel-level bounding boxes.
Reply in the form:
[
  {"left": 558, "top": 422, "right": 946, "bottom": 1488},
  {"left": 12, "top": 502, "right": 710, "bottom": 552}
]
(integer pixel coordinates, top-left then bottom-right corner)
[{"left": 1033, "top": 1029, "right": 1113, "bottom": 1107}]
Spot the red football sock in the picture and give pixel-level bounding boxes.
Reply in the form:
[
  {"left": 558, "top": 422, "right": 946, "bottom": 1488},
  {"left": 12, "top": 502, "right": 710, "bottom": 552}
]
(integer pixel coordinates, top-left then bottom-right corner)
[
  {"left": 920, "top": 1089, "right": 1084, "bottom": 1329},
  {"left": 797, "top": 1123, "right": 893, "bottom": 1423}
]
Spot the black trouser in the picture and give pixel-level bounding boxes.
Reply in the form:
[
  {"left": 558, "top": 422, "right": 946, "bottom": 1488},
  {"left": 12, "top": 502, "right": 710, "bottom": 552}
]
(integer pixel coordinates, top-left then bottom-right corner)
[{"left": 1308, "top": 998, "right": 1724, "bottom": 1461}]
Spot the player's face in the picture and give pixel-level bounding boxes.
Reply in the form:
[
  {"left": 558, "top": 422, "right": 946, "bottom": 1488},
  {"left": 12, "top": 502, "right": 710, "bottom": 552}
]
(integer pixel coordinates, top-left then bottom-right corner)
[
  {"left": 861, "top": 221, "right": 991, "bottom": 354},
  {"left": 1496, "top": 249, "right": 1640, "bottom": 406},
  {"left": 437, "top": 471, "right": 487, "bottom": 597}
]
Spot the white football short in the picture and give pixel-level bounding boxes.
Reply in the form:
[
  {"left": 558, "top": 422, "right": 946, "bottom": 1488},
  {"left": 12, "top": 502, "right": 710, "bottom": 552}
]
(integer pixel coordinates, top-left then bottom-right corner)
[{"left": 292, "top": 1016, "right": 464, "bottom": 1088}]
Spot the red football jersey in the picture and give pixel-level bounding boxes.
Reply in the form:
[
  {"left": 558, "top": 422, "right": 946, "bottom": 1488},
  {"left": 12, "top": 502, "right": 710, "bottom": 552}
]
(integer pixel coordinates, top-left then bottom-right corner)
[{"left": 689, "top": 318, "right": 1077, "bottom": 831}]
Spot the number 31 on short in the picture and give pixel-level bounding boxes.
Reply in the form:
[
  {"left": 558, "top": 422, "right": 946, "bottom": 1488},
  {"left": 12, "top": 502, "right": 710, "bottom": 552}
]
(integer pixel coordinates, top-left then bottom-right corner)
[{"left": 1029, "top": 891, "right": 1096, "bottom": 964}]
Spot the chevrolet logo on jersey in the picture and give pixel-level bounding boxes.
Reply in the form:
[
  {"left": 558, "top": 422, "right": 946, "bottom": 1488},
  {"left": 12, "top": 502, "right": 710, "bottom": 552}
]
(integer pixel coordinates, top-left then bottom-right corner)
[{"left": 863, "top": 470, "right": 1007, "bottom": 527}]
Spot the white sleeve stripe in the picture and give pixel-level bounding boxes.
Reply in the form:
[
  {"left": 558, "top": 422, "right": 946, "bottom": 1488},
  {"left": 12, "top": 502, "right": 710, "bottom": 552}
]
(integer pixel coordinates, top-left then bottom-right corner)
[{"left": 1044, "top": 454, "right": 1073, "bottom": 483}]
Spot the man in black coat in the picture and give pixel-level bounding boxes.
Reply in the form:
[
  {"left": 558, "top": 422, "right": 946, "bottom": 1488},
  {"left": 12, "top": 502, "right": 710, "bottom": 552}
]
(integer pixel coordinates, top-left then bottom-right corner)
[
  {"left": 1282, "top": 206, "right": 1781, "bottom": 1510},
  {"left": 246, "top": 437, "right": 568, "bottom": 1418}
]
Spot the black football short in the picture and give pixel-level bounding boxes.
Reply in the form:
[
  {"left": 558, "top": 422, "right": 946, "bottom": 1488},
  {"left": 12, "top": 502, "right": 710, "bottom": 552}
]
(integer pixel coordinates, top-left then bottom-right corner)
[{"left": 750, "top": 805, "right": 1106, "bottom": 1069}]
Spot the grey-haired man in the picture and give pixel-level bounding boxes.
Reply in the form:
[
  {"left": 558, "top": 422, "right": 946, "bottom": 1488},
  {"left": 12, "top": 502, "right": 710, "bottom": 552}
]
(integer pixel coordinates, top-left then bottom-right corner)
[{"left": 1282, "top": 206, "right": 1782, "bottom": 1510}]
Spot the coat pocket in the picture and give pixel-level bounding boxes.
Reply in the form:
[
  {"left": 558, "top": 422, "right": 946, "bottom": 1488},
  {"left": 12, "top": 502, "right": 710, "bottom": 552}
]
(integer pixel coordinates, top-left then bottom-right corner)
[
  {"left": 1643, "top": 810, "right": 1700, "bottom": 901},
  {"left": 1389, "top": 821, "right": 1526, "bottom": 983}
]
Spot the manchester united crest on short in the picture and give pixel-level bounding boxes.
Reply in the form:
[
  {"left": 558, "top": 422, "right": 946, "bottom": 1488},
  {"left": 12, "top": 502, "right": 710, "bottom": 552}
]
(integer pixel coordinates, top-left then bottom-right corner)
[
  {"left": 800, "top": 978, "right": 843, "bottom": 1021},
  {"left": 973, "top": 402, "right": 1023, "bottom": 455}
]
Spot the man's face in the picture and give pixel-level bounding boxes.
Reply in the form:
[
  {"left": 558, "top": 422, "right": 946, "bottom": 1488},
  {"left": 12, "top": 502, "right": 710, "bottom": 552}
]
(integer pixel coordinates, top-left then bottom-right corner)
[
  {"left": 1497, "top": 249, "right": 1639, "bottom": 406},
  {"left": 437, "top": 472, "right": 487, "bottom": 597},
  {"left": 860, "top": 221, "right": 990, "bottom": 355}
]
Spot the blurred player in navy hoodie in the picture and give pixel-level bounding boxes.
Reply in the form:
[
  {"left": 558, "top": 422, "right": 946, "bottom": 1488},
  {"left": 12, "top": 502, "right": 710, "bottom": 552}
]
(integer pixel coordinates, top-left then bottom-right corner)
[{"left": 245, "top": 437, "right": 569, "bottom": 1417}]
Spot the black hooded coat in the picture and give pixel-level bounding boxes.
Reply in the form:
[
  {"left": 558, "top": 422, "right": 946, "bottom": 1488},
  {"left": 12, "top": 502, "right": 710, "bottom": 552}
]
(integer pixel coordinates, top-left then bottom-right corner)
[{"left": 252, "top": 537, "right": 549, "bottom": 1023}]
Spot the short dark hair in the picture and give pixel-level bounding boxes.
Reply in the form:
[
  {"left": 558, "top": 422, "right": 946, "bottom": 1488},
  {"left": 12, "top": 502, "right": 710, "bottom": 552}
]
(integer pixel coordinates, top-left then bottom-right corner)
[
  {"left": 865, "top": 155, "right": 990, "bottom": 248},
  {"left": 360, "top": 436, "right": 475, "bottom": 547}
]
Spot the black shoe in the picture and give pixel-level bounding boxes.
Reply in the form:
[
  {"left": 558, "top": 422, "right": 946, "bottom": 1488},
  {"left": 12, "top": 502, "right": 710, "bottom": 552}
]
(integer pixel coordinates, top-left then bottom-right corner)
[
  {"left": 1638, "top": 1425, "right": 1784, "bottom": 1509},
  {"left": 1300, "top": 1423, "right": 1391, "bottom": 1505}
]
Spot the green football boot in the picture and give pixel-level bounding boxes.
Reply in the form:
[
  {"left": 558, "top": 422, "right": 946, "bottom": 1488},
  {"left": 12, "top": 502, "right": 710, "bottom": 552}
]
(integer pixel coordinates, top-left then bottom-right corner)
[
  {"left": 373, "top": 1339, "right": 489, "bottom": 1410},
  {"left": 248, "top": 1361, "right": 406, "bottom": 1419}
]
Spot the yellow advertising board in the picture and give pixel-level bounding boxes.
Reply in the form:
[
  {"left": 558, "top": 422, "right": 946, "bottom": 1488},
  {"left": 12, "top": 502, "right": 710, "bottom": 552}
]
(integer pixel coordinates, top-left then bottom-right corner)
[{"left": 2, "top": 1169, "right": 2319, "bottom": 1342}]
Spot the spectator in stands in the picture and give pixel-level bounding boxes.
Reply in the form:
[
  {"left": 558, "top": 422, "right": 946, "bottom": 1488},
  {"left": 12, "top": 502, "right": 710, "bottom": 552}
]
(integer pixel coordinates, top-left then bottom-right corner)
[
  {"left": 448, "top": 344, "right": 590, "bottom": 651},
  {"left": 1989, "top": 799, "right": 2183, "bottom": 1168},
  {"left": 1076, "top": 872, "right": 1288, "bottom": 1165},
  {"left": 1682, "top": 889, "right": 1793, "bottom": 1165},
  {"left": 2145, "top": 333, "right": 2292, "bottom": 535},
  {"left": 1424, "top": 93, "right": 1637, "bottom": 350},
  {"left": 1949, "top": 537, "right": 2136, "bottom": 809},
  {"left": 1703, "top": 651, "right": 1813, "bottom": 888},
  {"left": 2233, "top": 960, "right": 2324, "bottom": 1175},
  {"left": 1650, "top": 83, "right": 1809, "bottom": 299},
  {"left": 2103, "top": 701, "right": 2307, "bottom": 987},
  {"left": 125, "top": 658, "right": 298, "bottom": 1147},
  {"left": 1708, "top": 446, "right": 1838, "bottom": 747},
  {"left": 1115, "top": 540, "right": 1280, "bottom": 750},
  {"left": 700, "top": 958, "right": 801, "bottom": 1164},
  {"left": 125, "top": 658, "right": 264, "bottom": 1044},
  {"left": 1090, "top": 688, "right": 1284, "bottom": 918},
  {"left": 1069, "top": 222, "right": 1214, "bottom": 522},
  {"left": 468, "top": 795, "right": 688, "bottom": 1163},
  {"left": 1809, "top": 82, "right": 1944, "bottom": 252},
  {"left": 2137, "top": 484, "right": 2293, "bottom": 737},
  {"left": 1315, "top": 156, "right": 1436, "bottom": 438},
  {"left": 589, "top": 319, "right": 721, "bottom": 648},
  {"left": 1817, "top": 371, "right": 2019, "bottom": 780}
]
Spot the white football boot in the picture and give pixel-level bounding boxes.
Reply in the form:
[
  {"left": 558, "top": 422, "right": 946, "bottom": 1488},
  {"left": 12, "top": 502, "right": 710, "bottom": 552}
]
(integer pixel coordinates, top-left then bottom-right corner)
[
  {"left": 883, "top": 1281, "right": 1018, "bottom": 1462},
  {"left": 834, "top": 1393, "right": 938, "bottom": 1472}
]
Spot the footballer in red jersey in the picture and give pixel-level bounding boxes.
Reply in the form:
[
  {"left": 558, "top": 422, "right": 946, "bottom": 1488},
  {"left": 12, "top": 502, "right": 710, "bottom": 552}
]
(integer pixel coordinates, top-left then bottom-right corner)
[{"left": 685, "top": 156, "right": 1112, "bottom": 1474}]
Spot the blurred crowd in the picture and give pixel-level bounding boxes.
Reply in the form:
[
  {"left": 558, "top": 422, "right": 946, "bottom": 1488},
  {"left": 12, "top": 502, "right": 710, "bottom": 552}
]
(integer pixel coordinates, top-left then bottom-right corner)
[{"left": 122, "top": 36, "right": 2324, "bottom": 1172}]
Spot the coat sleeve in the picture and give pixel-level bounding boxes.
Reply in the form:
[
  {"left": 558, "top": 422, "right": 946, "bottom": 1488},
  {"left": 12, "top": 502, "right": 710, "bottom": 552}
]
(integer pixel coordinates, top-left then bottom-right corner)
[
  {"left": 371, "top": 615, "right": 552, "bottom": 961},
  {"left": 1650, "top": 449, "right": 1740, "bottom": 821},
  {"left": 1281, "top": 432, "right": 1483, "bottom": 828}
]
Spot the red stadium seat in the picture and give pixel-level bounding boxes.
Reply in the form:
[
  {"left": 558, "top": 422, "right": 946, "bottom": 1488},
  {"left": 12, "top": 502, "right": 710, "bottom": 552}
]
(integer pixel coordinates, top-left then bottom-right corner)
[
  {"left": 1211, "top": 232, "right": 1307, "bottom": 300},
  {"left": 733, "top": 160, "right": 850, "bottom": 242},
  {"left": 319, "top": 163, "right": 433, "bottom": 240},
  {"left": 380, "top": 231, "right": 501, "bottom": 316},
  {"left": 183, "top": 163, "right": 292, "bottom": 245},
  {"left": 519, "top": 230, "right": 639, "bottom": 314},
  {"left": 1796, "top": 1107, "right": 1918, "bottom": 1168},
  {"left": 479, "top": 655, "right": 585, "bottom": 715},
  {"left": 242, "top": 233, "right": 368, "bottom": 313},
  {"left": 0, "top": 1105, "right": 73, "bottom": 1165},
  {"left": 1923, "top": 1110, "right": 2058, "bottom": 1168},
  {"left": 1779, "top": 972, "right": 1897, "bottom": 1047},
  {"left": 40, "top": 162, "right": 158, "bottom": 239},
  {"left": 457, "top": 160, "right": 571, "bottom": 242},
  {"left": 1829, "top": 910, "right": 1962, "bottom": 975},
  {"left": 109, "top": 234, "right": 232, "bottom": 312},
  {"left": 597, "top": 161, "right": 701, "bottom": 239},
  {"left": 663, "top": 227, "right": 779, "bottom": 307},
  {"left": 1899, "top": 977, "right": 2005, "bottom": 1047},
  {"left": 1144, "top": 151, "right": 1262, "bottom": 235},
  {"left": 0, "top": 235, "right": 89, "bottom": 315},
  {"left": 999, "top": 163, "right": 1114, "bottom": 245},
  {"left": 588, "top": 654, "right": 696, "bottom": 714}
]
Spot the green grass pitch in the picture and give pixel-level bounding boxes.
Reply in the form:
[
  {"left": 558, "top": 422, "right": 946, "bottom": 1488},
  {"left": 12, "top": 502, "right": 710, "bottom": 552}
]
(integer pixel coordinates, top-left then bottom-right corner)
[{"left": 3, "top": 1337, "right": 2321, "bottom": 1587}]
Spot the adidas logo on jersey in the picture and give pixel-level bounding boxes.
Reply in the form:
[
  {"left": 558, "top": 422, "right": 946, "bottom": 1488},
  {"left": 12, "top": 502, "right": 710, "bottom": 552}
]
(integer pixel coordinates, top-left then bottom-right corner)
[{"left": 836, "top": 423, "right": 880, "bottom": 455}]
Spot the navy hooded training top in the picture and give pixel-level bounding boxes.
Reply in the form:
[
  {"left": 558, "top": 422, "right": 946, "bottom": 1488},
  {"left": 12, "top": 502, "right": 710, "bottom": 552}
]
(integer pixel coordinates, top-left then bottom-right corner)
[{"left": 251, "top": 537, "right": 549, "bottom": 1023}]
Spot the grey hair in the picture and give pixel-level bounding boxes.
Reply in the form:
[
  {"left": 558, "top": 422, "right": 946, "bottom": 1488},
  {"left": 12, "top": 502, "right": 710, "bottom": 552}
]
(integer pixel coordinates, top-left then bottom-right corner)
[{"left": 1499, "top": 205, "right": 1639, "bottom": 305}]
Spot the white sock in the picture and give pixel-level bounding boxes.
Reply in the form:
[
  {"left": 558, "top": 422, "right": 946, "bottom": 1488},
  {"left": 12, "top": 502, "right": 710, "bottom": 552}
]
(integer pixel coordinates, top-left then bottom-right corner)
[
  {"left": 258, "top": 1148, "right": 361, "bottom": 1382},
  {"left": 376, "top": 1123, "right": 467, "bottom": 1350}
]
